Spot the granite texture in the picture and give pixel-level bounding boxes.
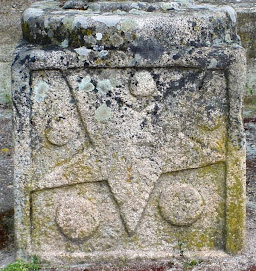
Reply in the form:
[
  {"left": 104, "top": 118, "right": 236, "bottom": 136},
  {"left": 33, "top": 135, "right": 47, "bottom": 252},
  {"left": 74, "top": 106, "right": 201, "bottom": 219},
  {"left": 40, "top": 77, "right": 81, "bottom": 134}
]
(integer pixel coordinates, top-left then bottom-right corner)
[
  {"left": 12, "top": 1, "right": 246, "bottom": 266},
  {"left": 195, "top": 0, "right": 256, "bottom": 98},
  {"left": 0, "top": 109, "right": 13, "bottom": 215}
]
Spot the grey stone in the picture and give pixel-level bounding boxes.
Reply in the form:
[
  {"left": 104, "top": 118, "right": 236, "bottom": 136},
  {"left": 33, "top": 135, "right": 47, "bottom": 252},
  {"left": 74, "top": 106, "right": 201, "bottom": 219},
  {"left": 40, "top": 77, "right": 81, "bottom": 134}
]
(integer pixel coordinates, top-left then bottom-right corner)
[
  {"left": 0, "top": 0, "right": 41, "bottom": 220},
  {"left": 0, "top": 108, "right": 13, "bottom": 215},
  {"left": 0, "top": 0, "right": 39, "bottom": 105},
  {"left": 21, "top": 0, "right": 240, "bottom": 49},
  {"left": 195, "top": 0, "right": 256, "bottom": 97},
  {"left": 0, "top": 63, "right": 11, "bottom": 105},
  {"left": 12, "top": 0, "right": 246, "bottom": 266},
  {"left": 0, "top": 249, "right": 15, "bottom": 269}
]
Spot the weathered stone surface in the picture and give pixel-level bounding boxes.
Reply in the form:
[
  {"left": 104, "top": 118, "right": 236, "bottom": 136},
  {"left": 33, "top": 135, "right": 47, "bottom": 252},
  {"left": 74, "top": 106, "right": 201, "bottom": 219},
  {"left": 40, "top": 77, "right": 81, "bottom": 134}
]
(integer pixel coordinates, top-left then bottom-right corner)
[
  {"left": 0, "top": 0, "right": 39, "bottom": 105},
  {"left": 195, "top": 0, "right": 255, "bottom": 56},
  {"left": 195, "top": 0, "right": 256, "bottom": 98},
  {"left": 13, "top": 0, "right": 246, "bottom": 266},
  {"left": 0, "top": 0, "right": 42, "bottom": 225},
  {"left": 0, "top": 108, "right": 13, "bottom": 215},
  {"left": 0, "top": 64, "right": 12, "bottom": 105},
  {"left": 22, "top": 0, "right": 239, "bottom": 49}
]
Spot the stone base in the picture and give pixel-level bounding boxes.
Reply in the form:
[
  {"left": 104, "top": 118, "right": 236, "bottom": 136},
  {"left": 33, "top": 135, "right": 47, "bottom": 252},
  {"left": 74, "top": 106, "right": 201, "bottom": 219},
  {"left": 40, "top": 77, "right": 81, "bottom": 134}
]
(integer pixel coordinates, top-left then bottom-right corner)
[
  {"left": 13, "top": 1, "right": 246, "bottom": 265},
  {"left": 12, "top": 43, "right": 246, "bottom": 264}
]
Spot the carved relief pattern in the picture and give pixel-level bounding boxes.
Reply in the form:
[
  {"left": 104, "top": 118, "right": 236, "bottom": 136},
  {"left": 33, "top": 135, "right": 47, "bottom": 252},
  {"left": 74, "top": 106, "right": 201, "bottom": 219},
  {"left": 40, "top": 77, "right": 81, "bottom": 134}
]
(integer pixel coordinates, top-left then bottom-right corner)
[
  {"left": 30, "top": 68, "right": 227, "bottom": 251},
  {"left": 159, "top": 183, "right": 204, "bottom": 226},
  {"left": 56, "top": 196, "right": 99, "bottom": 241}
]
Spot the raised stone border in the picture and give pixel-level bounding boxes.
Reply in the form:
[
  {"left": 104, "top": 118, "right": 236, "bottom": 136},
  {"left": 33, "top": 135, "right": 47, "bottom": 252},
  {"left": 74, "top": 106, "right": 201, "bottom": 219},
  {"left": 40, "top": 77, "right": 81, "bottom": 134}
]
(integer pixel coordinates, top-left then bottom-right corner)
[{"left": 13, "top": 41, "right": 246, "bottom": 264}]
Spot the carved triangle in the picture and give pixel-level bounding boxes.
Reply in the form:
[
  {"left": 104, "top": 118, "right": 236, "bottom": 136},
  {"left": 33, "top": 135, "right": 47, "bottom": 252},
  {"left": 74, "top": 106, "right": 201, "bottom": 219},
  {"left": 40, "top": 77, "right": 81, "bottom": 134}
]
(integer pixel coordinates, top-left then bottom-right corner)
[{"left": 108, "top": 158, "right": 161, "bottom": 235}]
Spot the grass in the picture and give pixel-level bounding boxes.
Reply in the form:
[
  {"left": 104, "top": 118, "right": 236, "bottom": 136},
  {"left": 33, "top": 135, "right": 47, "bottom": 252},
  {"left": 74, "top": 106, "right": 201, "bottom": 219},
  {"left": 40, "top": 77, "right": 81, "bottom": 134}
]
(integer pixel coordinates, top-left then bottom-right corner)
[
  {"left": 3, "top": 94, "right": 12, "bottom": 106},
  {"left": 184, "top": 259, "right": 203, "bottom": 269},
  {"left": 1, "top": 256, "right": 40, "bottom": 271},
  {"left": 246, "top": 83, "right": 254, "bottom": 96},
  {"left": 178, "top": 240, "right": 184, "bottom": 257}
]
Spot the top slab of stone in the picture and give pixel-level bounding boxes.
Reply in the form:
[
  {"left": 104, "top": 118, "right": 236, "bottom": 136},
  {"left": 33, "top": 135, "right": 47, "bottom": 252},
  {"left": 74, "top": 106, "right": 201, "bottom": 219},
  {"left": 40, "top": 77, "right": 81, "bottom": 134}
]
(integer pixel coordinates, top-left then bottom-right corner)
[
  {"left": 21, "top": 0, "right": 239, "bottom": 49},
  {"left": 196, "top": 0, "right": 256, "bottom": 13}
]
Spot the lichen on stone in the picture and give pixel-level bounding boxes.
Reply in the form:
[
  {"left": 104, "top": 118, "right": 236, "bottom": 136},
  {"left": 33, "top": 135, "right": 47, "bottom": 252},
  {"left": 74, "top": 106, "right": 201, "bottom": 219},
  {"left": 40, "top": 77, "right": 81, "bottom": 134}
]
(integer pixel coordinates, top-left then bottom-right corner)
[
  {"left": 79, "top": 76, "right": 95, "bottom": 92},
  {"left": 34, "top": 81, "right": 49, "bottom": 103},
  {"left": 96, "top": 79, "right": 113, "bottom": 93},
  {"left": 95, "top": 103, "right": 112, "bottom": 121}
]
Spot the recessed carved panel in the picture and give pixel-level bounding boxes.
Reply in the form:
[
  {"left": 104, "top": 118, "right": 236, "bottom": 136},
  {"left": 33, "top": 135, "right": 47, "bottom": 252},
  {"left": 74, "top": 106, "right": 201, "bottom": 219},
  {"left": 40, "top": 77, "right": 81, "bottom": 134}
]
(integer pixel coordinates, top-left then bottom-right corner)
[
  {"left": 30, "top": 68, "right": 227, "bottom": 238},
  {"left": 31, "top": 163, "right": 225, "bottom": 256}
]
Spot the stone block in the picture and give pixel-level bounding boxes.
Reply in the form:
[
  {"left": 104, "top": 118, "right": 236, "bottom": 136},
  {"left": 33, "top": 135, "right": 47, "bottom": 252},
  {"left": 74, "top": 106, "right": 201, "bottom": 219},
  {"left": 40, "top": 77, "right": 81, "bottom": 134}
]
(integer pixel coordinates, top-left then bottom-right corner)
[
  {"left": 0, "top": 109, "right": 13, "bottom": 214},
  {"left": 0, "top": 63, "right": 11, "bottom": 105},
  {"left": 0, "top": 45, "right": 15, "bottom": 63},
  {"left": 12, "top": 0, "right": 246, "bottom": 266},
  {"left": 195, "top": 0, "right": 256, "bottom": 96},
  {"left": 245, "top": 58, "right": 256, "bottom": 99}
]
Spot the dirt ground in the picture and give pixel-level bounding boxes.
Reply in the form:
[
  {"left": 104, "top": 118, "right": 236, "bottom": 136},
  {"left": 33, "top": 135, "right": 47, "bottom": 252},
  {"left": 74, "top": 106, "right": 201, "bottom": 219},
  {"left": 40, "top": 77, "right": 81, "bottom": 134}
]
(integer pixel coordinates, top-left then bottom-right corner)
[{"left": 0, "top": 111, "right": 255, "bottom": 271}]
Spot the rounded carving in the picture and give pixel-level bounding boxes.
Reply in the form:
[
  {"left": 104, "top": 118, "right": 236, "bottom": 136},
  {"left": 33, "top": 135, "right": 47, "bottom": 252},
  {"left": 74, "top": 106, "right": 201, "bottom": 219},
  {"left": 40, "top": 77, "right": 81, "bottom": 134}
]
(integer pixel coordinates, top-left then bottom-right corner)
[
  {"left": 45, "top": 118, "right": 74, "bottom": 146},
  {"left": 159, "top": 183, "right": 204, "bottom": 226},
  {"left": 130, "top": 71, "right": 157, "bottom": 97},
  {"left": 56, "top": 196, "right": 99, "bottom": 241}
]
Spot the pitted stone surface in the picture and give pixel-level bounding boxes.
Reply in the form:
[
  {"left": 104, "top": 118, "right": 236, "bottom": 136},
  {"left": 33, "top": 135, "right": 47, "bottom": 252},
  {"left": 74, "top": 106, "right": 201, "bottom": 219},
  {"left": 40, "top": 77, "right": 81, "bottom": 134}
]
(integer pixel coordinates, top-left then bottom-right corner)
[
  {"left": 130, "top": 71, "right": 157, "bottom": 97},
  {"left": 56, "top": 196, "right": 99, "bottom": 241},
  {"left": 13, "top": 0, "right": 246, "bottom": 265},
  {"left": 159, "top": 183, "right": 204, "bottom": 226},
  {"left": 21, "top": 0, "right": 239, "bottom": 49},
  {"left": 45, "top": 118, "right": 76, "bottom": 146}
]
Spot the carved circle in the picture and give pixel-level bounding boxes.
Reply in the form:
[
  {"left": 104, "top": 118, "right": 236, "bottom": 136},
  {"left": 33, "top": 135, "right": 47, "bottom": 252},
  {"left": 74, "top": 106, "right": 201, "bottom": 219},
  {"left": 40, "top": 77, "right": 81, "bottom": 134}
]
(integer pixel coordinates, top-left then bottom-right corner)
[
  {"left": 130, "top": 71, "right": 157, "bottom": 97},
  {"left": 159, "top": 183, "right": 204, "bottom": 226},
  {"left": 45, "top": 118, "right": 74, "bottom": 146},
  {"left": 56, "top": 196, "right": 99, "bottom": 241}
]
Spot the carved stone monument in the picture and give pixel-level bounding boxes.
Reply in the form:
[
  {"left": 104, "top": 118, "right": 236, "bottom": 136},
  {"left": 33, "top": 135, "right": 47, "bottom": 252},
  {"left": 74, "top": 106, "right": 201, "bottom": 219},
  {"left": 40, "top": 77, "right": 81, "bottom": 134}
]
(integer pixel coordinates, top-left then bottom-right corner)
[{"left": 13, "top": 0, "right": 246, "bottom": 266}]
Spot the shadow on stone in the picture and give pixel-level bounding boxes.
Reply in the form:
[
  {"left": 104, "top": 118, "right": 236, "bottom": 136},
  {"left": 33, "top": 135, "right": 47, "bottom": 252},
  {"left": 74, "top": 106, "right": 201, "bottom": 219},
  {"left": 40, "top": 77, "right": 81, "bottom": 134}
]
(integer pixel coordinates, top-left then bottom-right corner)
[{"left": 0, "top": 209, "right": 14, "bottom": 249}]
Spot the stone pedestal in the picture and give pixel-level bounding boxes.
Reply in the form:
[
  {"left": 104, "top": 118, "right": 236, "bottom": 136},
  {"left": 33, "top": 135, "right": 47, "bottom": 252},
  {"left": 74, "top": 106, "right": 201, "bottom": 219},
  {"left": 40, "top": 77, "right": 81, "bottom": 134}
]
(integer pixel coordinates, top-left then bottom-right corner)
[
  {"left": 12, "top": 0, "right": 246, "bottom": 266},
  {"left": 195, "top": 0, "right": 256, "bottom": 99}
]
